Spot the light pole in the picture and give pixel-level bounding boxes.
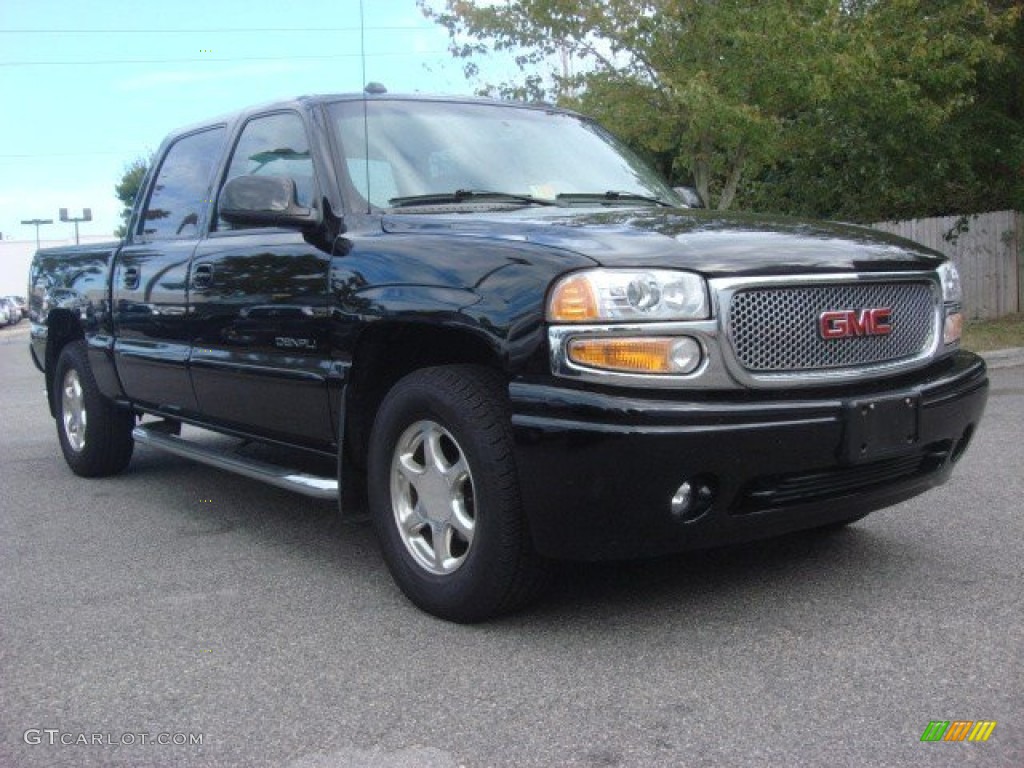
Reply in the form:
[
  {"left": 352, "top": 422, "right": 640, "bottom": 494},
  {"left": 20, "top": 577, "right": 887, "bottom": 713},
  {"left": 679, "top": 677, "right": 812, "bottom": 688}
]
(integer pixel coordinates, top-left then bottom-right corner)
[
  {"left": 21, "top": 218, "right": 54, "bottom": 251},
  {"left": 59, "top": 208, "right": 92, "bottom": 245}
]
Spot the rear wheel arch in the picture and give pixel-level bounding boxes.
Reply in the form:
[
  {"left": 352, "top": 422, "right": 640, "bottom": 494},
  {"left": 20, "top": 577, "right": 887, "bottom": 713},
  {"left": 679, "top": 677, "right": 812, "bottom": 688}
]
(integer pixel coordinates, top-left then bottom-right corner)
[{"left": 44, "top": 310, "right": 85, "bottom": 417}]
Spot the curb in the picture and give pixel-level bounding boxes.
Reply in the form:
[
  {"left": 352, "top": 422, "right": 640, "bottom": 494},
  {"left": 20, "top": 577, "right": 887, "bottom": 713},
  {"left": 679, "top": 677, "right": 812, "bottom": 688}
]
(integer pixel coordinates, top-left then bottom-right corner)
[{"left": 979, "top": 347, "right": 1024, "bottom": 370}]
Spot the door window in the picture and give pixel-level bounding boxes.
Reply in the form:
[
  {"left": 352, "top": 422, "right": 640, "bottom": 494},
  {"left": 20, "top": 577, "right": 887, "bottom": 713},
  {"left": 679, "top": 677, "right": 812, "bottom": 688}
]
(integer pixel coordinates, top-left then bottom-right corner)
[
  {"left": 138, "top": 127, "right": 226, "bottom": 240},
  {"left": 218, "top": 112, "right": 315, "bottom": 230}
]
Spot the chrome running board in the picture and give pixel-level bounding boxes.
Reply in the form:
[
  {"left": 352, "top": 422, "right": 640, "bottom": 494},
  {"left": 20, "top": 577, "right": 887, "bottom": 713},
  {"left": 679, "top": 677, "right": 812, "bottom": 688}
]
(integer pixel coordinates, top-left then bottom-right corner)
[{"left": 132, "top": 424, "right": 338, "bottom": 500}]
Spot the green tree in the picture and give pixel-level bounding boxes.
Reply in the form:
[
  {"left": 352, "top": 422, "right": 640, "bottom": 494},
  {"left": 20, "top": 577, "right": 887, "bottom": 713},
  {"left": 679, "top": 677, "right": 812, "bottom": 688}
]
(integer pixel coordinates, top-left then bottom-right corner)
[
  {"left": 746, "top": 0, "right": 1023, "bottom": 221},
  {"left": 422, "top": 0, "right": 1018, "bottom": 219},
  {"left": 114, "top": 156, "right": 150, "bottom": 237},
  {"left": 423, "top": 0, "right": 828, "bottom": 209},
  {"left": 950, "top": 0, "right": 1024, "bottom": 216}
]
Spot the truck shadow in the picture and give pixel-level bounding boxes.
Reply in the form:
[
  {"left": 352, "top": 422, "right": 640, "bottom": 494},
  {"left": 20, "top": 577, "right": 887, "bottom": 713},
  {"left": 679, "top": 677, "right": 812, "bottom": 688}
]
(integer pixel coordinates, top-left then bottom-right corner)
[
  {"left": 127, "top": 441, "right": 904, "bottom": 624},
  {"left": 516, "top": 520, "right": 909, "bottom": 629}
]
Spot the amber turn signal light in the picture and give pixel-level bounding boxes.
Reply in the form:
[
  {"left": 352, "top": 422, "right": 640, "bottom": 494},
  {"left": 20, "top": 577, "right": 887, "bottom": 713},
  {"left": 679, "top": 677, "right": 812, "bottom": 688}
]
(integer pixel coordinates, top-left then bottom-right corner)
[
  {"left": 567, "top": 336, "right": 701, "bottom": 375},
  {"left": 944, "top": 311, "right": 963, "bottom": 345}
]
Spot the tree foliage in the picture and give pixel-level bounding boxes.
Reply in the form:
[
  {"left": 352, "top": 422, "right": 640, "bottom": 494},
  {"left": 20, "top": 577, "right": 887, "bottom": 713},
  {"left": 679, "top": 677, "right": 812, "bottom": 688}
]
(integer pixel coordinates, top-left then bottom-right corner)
[
  {"left": 749, "top": 0, "right": 1024, "bottom": 221},
  {"left": 114, "top": 156, "right": 150, "bottom": 237},
  {"left": 421, "top": 0, "right": 1021, "bottom": 220}
]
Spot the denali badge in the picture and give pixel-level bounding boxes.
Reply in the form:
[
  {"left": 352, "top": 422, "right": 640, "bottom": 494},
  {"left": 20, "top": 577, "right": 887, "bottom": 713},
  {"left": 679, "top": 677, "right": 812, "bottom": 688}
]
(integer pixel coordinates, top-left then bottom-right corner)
[
  {"left": 819, "top": 308, "right": 893, "bottom": 339},
  {"left": 275, "top": 336, "right": 318, "bottom": 350}
]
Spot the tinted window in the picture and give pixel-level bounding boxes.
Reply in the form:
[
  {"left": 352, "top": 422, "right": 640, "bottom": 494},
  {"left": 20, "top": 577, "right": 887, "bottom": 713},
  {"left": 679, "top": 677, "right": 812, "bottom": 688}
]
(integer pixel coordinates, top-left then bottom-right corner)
[
  {"left": 218, "top": 112, "right": 314, "bottom": 229},
  {"left": 139, "top": 127, "right": 225, "bottom": 239}
]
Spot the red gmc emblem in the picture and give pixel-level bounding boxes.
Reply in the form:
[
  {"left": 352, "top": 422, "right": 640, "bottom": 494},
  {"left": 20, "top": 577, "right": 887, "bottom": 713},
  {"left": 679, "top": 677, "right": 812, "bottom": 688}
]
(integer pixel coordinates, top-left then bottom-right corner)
[{"left": 819, "top": 307, "right": 893, "bottom": 339}]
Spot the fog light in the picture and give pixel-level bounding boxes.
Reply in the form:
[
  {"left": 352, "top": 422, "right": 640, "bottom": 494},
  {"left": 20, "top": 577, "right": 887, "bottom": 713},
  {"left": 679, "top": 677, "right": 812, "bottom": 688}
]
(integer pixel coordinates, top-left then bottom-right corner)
[
  {"left": 568, "top": 336, "right": 702, "bottom": 375},
  {"left": 944, "top": 311, "right": 963, "bottom": 345},
  {"left": 670, "top": 479, "right": 715, "bottom": 522},
  {"left": 670, "top": 482, "right": 694, "bottom": 517}
]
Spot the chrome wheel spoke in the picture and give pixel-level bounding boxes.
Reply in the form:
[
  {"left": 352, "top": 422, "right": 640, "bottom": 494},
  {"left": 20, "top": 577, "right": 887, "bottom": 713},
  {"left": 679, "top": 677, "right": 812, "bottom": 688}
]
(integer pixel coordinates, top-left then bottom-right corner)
[
  {"left": 397, "top": 450, "right": 422, "bottom": 478},
  {"left": 443, "top": 456, "right": 469, "bottom": 488},
  {"left": 432, "top": 523, "right": 451, "bottom": 569},
  {"left": 396, "top": 450, "right": 425, "bottom": 489},
  {"left": 423, "top": 426, "right": 446, "bottom": 473},
  {"left": 449, "top": 506, "right": 475, "bottom": 544},
  {"left": 409, "top": 531, "right": 435, "bottom": 565},
  {"left": 398, "top": 504, "right": 425, "bottom": 537}
]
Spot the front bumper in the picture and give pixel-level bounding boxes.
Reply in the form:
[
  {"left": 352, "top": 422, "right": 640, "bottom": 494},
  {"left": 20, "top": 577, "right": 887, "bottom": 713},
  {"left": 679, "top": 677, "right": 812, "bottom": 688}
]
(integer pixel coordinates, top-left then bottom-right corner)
[{"left": 510, "top": 351, "right": 988, "bottom": 560}]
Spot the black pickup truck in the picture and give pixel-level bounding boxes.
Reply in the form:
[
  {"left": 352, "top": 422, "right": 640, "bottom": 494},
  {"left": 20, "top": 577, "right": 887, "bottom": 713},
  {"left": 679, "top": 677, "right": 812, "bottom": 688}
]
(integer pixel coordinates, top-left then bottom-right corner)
[{"left": 29, "top": 92, "right": 988, "bottom": 621}]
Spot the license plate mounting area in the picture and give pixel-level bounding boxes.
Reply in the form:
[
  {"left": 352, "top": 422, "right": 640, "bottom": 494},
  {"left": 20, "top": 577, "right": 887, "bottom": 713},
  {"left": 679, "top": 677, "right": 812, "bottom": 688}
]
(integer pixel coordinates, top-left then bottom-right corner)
[{"left": 842, "top": 390, "right": 920, "bottom": 464}]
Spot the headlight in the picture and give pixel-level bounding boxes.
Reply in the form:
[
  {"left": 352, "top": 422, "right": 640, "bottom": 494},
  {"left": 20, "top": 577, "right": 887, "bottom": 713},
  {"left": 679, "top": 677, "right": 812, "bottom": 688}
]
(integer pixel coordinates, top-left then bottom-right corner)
[
  {"left": 937, "top": 262, "right": 962, "bottom": 304},
  {"left": 547, "top": 269, "right": 709, "bottom": 323}
]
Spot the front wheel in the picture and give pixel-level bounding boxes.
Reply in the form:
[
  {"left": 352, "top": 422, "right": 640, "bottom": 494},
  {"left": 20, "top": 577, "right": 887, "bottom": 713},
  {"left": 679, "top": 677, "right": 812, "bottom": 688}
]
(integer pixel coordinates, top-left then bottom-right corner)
[
  {"left": 54, "top": 341, "right": 135, "bottom": 477},
  {"left": 368, "top": 365, "right": 548, "bottom": 622}
]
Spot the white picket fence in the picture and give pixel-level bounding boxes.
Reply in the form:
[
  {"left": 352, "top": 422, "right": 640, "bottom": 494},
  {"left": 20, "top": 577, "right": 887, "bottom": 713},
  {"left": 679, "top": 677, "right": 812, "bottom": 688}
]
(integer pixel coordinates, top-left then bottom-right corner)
[{"left": 872, "top": 210, "right": 1022, "bottom": 321}]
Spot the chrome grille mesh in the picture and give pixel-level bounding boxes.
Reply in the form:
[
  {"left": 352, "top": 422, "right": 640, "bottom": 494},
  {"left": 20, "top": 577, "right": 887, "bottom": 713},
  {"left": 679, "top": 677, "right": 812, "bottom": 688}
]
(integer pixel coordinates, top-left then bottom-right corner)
[{"left": 727, "top": 282, "right": 936, "bottom": 373}]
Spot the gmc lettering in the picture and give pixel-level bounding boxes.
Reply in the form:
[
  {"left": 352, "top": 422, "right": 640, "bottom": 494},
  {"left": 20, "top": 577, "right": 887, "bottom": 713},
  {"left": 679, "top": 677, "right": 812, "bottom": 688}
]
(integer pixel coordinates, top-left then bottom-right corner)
[{"left": 819, "top": 308, "right": 893, "bottom": 339}]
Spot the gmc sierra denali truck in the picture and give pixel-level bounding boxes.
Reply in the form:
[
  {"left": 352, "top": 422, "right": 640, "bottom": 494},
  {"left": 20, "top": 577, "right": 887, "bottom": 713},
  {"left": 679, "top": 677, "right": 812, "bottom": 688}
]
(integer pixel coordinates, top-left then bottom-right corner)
[{"left": 29, "top": 92, "right": 988, "bottom": 622}]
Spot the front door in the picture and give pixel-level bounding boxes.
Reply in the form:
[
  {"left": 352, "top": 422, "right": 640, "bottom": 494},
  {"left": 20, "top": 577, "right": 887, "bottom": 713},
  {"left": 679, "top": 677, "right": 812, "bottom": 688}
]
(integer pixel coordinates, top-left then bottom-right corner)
[{"left": 188, "top": 111, "right": 334, "bottom": 447}]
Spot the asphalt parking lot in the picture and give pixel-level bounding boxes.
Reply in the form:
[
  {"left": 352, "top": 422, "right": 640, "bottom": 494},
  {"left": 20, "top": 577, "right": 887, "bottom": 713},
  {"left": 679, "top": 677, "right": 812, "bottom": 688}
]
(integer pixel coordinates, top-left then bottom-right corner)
[{"left": 1, "top": 322, "right": 1021, "bottom": 768}]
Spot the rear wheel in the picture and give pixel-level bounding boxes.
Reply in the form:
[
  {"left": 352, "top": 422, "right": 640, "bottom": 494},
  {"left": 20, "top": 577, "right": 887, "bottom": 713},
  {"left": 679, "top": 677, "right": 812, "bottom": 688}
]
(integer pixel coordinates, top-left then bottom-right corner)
[
  {"left": 54, "top": 341, "right": 135, "bottom": 477},
  {"left": 368, "top": 365, "right": 548, "bottom": 622}
]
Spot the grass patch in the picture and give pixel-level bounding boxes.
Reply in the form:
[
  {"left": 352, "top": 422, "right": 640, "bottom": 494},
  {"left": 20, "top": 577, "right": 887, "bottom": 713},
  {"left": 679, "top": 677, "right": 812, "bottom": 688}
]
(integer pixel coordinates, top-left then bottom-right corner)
[{"left": 962, "top": 313, "right": 1024, "bottom": 352}]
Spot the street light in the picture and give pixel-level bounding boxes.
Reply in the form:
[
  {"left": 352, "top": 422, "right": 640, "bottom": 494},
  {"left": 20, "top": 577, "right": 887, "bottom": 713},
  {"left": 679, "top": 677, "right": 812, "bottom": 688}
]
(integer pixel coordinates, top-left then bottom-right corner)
[
  {"left": 59, "top": 208, "right": 92, "bottom": 245},
  {"left": 21, "top": 218, "right": 54, "bottom": 251}
]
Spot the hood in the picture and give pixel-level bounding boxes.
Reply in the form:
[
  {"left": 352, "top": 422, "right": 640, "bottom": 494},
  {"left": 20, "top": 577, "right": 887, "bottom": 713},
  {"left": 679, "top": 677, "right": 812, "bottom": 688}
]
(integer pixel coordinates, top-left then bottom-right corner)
[{"left": 381, "top": 207, "right": 944, "bottom": 278}]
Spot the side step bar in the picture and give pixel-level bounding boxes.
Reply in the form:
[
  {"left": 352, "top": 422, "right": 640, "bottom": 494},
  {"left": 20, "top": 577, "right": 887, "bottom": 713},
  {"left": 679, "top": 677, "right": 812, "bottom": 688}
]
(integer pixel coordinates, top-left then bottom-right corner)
[{"left": 132, "top": 424, "right": 339, "bottom": 500}]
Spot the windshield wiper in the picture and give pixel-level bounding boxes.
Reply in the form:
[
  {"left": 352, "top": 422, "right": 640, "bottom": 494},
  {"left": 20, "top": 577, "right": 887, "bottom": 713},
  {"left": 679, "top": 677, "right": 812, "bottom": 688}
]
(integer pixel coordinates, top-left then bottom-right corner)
[
  {"left": 556, "top": 191, "right": 673, "bottom": 207},
  {"left": 388, "top": 189, "right": 561, "bottom": 208}
]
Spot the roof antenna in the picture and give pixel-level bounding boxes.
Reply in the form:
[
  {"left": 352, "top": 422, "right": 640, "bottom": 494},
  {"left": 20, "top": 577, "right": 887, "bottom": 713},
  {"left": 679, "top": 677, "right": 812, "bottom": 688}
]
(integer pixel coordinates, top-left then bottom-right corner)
[{"left": 359, "top": 0, "right": 371, "bottom": 213}]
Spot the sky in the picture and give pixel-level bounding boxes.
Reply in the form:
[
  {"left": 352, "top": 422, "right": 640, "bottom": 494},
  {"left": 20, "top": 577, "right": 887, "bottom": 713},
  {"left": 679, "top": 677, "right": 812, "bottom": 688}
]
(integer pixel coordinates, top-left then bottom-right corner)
[{"left": 0, "top": 0, "right": 500, "bottom": 295}]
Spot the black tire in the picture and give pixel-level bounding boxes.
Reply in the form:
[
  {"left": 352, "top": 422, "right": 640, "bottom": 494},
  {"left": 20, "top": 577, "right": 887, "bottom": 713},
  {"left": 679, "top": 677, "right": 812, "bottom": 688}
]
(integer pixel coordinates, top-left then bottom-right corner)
[
  {"left": 54, "top": 340, "right": 135, "bottom": 477},
  {"left": 368, "top": 365, "right": 548, "bottom": 622}
]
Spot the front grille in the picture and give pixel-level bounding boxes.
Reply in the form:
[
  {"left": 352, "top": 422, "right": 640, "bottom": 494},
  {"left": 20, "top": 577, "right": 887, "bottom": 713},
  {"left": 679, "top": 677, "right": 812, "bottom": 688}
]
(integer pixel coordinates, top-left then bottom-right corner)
[
  {"left": 734, "top": 445, "right": 951, "bottom": 514},
  {"left": 727, "top": 282, "right": 936, "bottom": 373}
]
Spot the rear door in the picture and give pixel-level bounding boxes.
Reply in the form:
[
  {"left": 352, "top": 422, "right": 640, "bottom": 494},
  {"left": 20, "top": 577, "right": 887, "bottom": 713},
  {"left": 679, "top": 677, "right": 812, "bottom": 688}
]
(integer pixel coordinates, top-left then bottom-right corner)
[
  {"left": 188, "top": 111, "right": 334, "bottom": 447},
  {"left": 112, "top": 126, "right": 226, "bottom": 412}
]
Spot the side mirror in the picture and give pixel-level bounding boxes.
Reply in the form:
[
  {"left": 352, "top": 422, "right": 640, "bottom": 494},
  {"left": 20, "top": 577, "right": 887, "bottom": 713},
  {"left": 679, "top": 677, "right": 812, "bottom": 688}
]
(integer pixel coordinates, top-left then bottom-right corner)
[
  {"left": 219, "top": 175, "right": 320, "bottom": 229},
  {"left": 673, "top": 186, "right": 704, "bottom": 209}
]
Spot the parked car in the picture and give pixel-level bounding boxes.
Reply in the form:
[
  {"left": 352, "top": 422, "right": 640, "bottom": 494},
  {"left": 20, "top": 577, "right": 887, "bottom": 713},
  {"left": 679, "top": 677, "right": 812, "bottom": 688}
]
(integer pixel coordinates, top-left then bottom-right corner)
[
  {"left": 0, "top": 296, "right": 20, "bottom": 325},
  {"left": 28, "top": 91, "right": 988, "bottom": 621},
  {"left": 0, "top": 302, "right": 9, "bottom": 326}
]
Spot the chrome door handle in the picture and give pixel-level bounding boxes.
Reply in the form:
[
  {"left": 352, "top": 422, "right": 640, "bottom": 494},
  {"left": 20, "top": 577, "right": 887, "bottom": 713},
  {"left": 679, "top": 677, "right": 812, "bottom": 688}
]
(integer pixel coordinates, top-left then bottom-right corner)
[{"left": 192, "top": 263, "right": 214, "bottom": 289}]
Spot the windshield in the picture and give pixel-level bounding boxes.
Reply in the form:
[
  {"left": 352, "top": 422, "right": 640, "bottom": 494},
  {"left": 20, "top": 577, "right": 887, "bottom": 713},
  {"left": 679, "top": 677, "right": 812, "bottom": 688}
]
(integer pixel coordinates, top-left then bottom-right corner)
[{"left": 328, "top": 99, "right": 679, "bottom": 210}]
